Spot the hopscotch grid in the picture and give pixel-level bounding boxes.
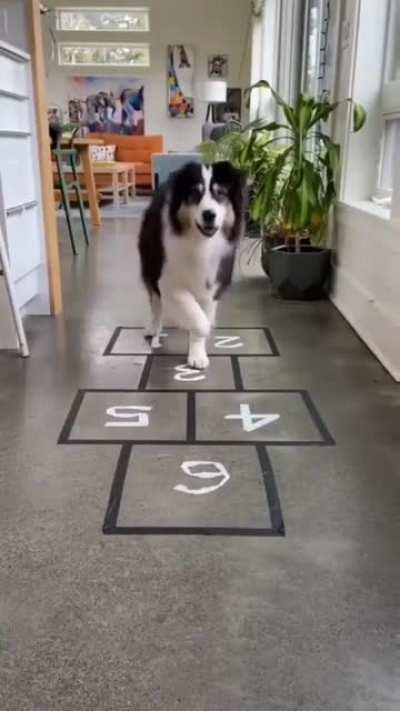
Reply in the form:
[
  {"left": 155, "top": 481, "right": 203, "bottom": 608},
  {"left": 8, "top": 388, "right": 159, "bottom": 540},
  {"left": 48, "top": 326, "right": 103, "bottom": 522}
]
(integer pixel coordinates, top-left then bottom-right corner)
[
  {"left": 300, "top": 390, "right": 336, "bottom": 445},
  {"left": 256, "top": 445, "right": 285, "bottom": 535},
  {"left": 137, "top": 354, "right": 154, "bottom": 391},
  {"left": 231, "top": 356, "right": 244, "bottom": 391},
  {"left": 61, "top": 327, "right": 335, "bottom": 538},
  {"left": 103, "top": 326, "right": 123, "bottom": 356},
  {"left": 263, "top": 328, "right": 280, "bottom": 356},
  {"left": 103, "top": 326, "right": 280, "bottom": 357},
  {"left": 102, "top": 444, "right": 285, "bottom": 537},
  {"left": 58, "top": 390, "right": 85, "bottom": 444},
  {"left": 143, "top": 355, "right": 237, "bottom": 391},
  {"left": 187, "top": 392, "right": 196, "bottom": 443},
  {"left": 58, "top": 388, "right": 335, "bottom": 446},
  {"left": 102, "top": 444, "right": 131, "bottom": 532}
]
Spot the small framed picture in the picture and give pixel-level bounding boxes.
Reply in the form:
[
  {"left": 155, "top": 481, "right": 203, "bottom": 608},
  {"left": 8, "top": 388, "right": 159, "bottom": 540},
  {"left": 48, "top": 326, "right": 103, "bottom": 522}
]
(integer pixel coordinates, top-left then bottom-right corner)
[{"left": 208, "top": 54, "right": 228, "bottom": 79}]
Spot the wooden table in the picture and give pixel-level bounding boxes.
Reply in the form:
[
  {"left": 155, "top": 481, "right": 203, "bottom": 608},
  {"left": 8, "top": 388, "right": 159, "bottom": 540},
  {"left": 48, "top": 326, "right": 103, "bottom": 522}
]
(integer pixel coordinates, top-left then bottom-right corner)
[
  {"left": 62, "top": 138, "right": 103, "bottom": 227},
  {"left": 53, "top": 162, "right": 137, "bottom": 208},
  {"left": 94, "top": 162, "right": 136, "bottom": 206}
]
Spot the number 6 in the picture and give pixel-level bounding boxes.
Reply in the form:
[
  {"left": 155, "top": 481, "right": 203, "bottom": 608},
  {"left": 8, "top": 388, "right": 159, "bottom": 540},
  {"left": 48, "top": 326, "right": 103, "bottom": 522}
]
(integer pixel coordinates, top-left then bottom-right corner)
[{"left": 174, "top": 461, "right": 230, "bottom": 495}]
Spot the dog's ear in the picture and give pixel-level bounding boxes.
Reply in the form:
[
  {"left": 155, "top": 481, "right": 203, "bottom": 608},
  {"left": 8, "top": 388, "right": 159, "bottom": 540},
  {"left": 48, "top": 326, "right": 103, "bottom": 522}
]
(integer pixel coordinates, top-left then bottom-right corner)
[
  {"left": 212, "top": 161, "right": 244, "bottom": 191},
  {"left": 213, "top": 160, "right": 245, "bottom": 215}
]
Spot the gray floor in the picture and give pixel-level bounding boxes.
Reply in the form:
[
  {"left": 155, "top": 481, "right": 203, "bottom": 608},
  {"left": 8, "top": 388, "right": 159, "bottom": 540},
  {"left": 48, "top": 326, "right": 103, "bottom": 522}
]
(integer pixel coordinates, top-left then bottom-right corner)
[{"left": 0, "top": 215, "right": 399, "bottom": 711}]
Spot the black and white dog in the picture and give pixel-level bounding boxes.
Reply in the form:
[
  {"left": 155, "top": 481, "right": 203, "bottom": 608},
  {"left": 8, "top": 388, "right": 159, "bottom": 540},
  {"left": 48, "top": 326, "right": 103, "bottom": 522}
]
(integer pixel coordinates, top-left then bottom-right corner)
[{"left": 138, "top": 162, "right": 244, "bottom": 369}]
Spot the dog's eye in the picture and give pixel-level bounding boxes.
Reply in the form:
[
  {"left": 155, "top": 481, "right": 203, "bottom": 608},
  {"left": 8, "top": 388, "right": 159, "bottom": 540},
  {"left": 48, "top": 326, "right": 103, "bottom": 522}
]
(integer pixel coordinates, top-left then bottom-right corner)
[
  {"left": 214, "top": 186, "right": 228, "bottom": 201},
  {"left": 188, "top": 187, "right": 202, "bottom": 202}
]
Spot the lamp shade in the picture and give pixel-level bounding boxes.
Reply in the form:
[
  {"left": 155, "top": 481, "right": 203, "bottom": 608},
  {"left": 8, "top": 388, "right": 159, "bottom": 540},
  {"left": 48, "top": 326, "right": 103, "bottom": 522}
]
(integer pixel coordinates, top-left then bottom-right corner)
[{"left": 196, "top": 80, "right": 227, "bottom": 103}]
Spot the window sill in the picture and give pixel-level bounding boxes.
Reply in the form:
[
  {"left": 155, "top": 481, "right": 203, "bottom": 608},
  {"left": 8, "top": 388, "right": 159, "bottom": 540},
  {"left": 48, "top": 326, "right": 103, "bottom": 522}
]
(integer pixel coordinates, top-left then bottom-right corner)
[{"left": 338, "top": 200, "right": 391, "bottom": 222}]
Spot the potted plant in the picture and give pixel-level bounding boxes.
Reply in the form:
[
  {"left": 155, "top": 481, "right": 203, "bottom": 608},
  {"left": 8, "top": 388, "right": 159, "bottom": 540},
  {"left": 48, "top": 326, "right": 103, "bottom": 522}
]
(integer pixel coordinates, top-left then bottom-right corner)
[{"left": 243, "top": 81, "right": 366, "bottom": 299}]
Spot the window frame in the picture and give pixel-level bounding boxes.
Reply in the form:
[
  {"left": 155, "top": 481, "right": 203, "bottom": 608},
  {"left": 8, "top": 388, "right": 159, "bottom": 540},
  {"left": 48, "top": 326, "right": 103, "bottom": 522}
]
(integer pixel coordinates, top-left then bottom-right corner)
[
  {"left": 55, "top": 6, "right": 150, "bottom": 33},
  {"left": 374, "top": 0, "right": 400, "bottom": 208},
  {"left": 57, "top": 41, "right": 151, "bottom": 67}
]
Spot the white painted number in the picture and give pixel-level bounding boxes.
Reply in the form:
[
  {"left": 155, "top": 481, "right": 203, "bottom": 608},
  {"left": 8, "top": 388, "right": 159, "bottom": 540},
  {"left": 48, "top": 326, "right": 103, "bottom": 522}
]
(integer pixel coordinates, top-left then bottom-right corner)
[
  {"left": 174, "top": 461, "right": 230, "bottom": 496},
  {"left": 105, "top": 405, "right": 152, "bottom": 428},
  {"left": 174, "top": 364, "right": 206, "bottom": 382},
  {"left": 225, "top": 404, "right": 280, "bottom": 432},
  {"left": 214, "top": 335, "right": 244, "bottom": 349}
]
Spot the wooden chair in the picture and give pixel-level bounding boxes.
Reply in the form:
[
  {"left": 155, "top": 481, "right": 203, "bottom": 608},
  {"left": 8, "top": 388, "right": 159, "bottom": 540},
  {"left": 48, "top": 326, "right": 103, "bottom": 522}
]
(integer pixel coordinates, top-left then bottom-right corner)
[{"left": 52, "top": 147, "right": 89, "bottom": 255}]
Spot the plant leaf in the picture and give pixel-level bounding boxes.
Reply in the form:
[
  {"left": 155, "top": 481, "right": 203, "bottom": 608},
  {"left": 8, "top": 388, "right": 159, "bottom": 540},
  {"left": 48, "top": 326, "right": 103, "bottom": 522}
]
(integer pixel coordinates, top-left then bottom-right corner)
[
  {"left": 353, "top": 102, "right": 367, "bottom": 132},
  {"left": 326, "top": 142, "right": 341, "bottom": 179},
  {"left": 245, "top": 80, "right": 289, "bottom": 113}
]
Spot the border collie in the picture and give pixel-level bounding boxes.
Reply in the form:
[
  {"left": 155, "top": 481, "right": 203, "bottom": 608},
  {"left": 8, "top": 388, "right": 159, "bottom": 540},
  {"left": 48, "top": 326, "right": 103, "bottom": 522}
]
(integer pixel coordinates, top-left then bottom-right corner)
[{"left": 138, "top": 161, "right": 244, "bottom": 369}]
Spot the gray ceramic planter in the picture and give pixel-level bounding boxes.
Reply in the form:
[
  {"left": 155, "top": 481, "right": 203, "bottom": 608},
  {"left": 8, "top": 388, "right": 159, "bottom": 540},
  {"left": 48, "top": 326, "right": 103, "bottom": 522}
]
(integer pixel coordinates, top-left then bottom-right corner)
[{"left": 266, "top": 245, "right": 331, "bottom": 300}]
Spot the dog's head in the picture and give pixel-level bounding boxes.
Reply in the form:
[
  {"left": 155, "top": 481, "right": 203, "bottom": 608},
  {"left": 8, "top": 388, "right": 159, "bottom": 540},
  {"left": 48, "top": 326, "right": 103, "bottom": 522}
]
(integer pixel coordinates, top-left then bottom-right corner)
[{"left": 169, "top": 161, "right": 244, "bottom": 241}]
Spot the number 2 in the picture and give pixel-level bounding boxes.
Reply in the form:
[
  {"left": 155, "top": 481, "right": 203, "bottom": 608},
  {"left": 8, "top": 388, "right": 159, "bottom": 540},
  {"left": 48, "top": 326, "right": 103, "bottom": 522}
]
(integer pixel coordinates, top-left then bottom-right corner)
[{"left": 214, "top": 335, "right": 244, "bottom": 349}]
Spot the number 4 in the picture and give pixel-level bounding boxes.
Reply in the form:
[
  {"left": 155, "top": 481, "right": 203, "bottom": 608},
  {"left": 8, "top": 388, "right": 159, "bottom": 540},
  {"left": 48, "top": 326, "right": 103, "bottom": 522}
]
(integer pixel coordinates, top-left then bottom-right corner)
[{"left": 225, "top": 404, "right": 280, "bottom": 432}]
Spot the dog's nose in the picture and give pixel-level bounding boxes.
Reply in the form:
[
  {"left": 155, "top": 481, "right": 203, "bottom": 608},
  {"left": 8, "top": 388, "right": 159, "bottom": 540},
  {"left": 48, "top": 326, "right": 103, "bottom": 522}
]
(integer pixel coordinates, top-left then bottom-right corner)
[{"left": 202, "top": 209, "right": 216, "bottom": 224}]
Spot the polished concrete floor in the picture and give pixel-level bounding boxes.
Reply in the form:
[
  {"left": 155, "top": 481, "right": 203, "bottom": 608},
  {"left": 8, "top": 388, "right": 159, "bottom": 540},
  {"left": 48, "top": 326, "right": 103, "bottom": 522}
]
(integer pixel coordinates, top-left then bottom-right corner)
[{"left": 0, "top": 216, "right": 399, "bottom": 710}]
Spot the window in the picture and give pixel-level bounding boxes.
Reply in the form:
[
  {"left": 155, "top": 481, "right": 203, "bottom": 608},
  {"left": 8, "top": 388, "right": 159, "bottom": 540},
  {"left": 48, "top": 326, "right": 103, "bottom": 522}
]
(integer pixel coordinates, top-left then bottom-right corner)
[
  {"left": 302, "top": 0, "right": 325, "bottom": 97},
  {"left": 374, "top": 0, "right": 400, "bottom": 206},
  {"left": 55, "top": 7, "right": 150, "bottom": 32},
  {"left": 58, "top": 42, "right": 150, "bottom": 67},
  {"left": 301, "top": 0, "right": 340, "bottom": 101}
]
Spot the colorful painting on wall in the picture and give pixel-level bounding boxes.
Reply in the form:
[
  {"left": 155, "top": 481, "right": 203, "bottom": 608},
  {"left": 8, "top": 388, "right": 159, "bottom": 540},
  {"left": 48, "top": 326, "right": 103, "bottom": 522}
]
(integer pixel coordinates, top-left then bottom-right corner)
[
  {"left": 208, "top": 54, "right": 228, "bottom": 79},
  {"left": 67, "top": 76, "right": 144, "bottom": 134},
  {"left": 167, "top": 45, "right": 194, "bottom": 118}
]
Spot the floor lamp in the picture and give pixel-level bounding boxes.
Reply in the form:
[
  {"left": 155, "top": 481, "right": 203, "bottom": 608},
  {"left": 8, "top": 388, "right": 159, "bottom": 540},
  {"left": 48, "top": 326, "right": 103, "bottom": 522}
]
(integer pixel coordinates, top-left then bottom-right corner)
[{"left": 197, "top": 80, "right": 227, "bottom": 123}]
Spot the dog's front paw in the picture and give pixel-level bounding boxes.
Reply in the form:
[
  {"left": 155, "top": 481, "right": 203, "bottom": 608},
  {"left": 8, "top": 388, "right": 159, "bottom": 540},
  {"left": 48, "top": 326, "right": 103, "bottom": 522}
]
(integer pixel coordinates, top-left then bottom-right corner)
[
  {"left": 151, "top": 336, "right": 162, "bottom": 349},
  {"left": 188, "top": 342, "right": 209, "bottom": 370}
]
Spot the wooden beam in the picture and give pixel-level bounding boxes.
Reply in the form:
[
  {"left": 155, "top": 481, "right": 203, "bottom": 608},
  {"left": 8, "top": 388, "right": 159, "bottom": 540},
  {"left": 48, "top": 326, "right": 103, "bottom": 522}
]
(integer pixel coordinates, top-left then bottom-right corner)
[{"left": 28, "top": 0, "right": 63, "bottom": 315}]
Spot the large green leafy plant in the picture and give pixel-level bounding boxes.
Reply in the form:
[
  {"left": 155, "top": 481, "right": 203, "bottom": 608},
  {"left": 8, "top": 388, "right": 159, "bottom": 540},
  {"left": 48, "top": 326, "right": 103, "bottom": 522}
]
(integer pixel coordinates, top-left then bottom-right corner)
[{"left": 244, "top": 81, "right": 366, "bottom": 250}]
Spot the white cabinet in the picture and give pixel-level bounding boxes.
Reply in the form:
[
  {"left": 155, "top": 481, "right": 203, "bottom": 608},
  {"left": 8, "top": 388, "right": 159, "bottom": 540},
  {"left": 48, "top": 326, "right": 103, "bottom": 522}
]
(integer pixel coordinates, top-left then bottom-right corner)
[
  {"left": 0, "top": 40, "right": 49, "bottom": 321},
  {"left": 0, "top": 94, "right": 30, "bottom": 133},
  {"left": 1, "top": 136, "right": 36, "bottom": 207},
  {"left": 0, "top": 51, "right": 29, "bottom": 96}
]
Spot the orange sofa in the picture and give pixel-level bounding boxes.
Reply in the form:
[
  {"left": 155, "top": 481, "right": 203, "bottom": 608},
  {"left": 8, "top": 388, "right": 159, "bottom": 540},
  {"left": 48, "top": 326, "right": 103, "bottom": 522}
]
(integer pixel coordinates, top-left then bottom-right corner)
[{"left": 90, "top": 133, "right": 164, "bottom": 189}]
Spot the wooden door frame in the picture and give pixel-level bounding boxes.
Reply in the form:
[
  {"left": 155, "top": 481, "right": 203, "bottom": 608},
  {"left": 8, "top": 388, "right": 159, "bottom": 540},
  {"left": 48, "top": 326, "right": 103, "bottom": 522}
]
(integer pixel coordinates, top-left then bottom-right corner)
[{"left": 28, "top": 0, "right": 63, "bottom": 315}]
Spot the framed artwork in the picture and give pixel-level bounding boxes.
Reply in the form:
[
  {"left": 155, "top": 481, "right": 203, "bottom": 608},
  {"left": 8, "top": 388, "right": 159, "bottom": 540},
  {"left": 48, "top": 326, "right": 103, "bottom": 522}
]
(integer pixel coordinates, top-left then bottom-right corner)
[
  {"left": 67, "top": 76, "right": 145, "bottom": 134},
  {"left": 208, "top": 54, "right": 228, "bottom": 79},
  {"left": 47, "top": 105, "right": 63, "bottom": 125},
  {"left": 214, "top": 88, "right": 242, "bottom": 123},
  {"left": 167, "top": 44, "right": 194, "bottom": 118}
]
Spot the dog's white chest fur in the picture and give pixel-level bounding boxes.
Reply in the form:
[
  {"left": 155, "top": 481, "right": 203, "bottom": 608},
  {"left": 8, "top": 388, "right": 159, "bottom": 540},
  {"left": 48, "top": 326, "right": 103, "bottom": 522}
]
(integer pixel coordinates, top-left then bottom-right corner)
[{"left": 160, "top": 213, "right": 231, "bottom": 300}]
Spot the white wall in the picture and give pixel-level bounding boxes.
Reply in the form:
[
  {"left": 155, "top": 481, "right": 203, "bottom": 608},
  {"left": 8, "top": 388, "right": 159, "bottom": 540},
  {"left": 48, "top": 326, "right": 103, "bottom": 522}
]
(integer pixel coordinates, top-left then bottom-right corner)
[
  {"left": 331, "top": 0, "right": 400, "bottom": 381},
  {"left": 44, "top": 0, "right": 252, "bottom": 151}
]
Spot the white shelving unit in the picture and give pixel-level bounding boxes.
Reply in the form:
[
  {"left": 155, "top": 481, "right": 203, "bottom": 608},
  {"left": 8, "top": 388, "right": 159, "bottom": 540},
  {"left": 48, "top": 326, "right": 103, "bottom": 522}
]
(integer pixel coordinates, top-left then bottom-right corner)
[{"left": 0, "top": 39, "right": 50, "bottom": 350}]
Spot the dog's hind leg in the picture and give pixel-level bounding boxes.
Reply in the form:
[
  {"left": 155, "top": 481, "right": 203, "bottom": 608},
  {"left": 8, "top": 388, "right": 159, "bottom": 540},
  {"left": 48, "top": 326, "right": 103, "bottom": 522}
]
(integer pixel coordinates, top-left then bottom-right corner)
[{"left": 144, "top": 292, "right": 163, "bottom": 348}]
